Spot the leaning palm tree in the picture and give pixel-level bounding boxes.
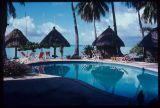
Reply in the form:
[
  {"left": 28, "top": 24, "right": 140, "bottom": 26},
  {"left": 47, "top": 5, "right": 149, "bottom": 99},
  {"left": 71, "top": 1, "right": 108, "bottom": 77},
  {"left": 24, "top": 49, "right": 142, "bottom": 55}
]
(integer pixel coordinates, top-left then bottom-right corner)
[
  {"left": 76, "top": 1, "right": 109, "bottom": 40},
  {"left": 71, "top": 2, "right": 79, "bottom": 56},
  {"left": 125, "top": 1, "right": 146, "bottom": 59},
  {"left": 0, "top": 1, "right": 25, "bottom": 60}
]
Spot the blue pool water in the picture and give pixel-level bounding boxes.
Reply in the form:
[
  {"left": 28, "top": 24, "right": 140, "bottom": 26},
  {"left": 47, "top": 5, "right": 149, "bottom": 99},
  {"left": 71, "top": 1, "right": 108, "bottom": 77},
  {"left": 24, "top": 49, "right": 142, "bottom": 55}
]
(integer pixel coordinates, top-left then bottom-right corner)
[{"left": 30, "top": 61, "right": 158, "bottom": 103}]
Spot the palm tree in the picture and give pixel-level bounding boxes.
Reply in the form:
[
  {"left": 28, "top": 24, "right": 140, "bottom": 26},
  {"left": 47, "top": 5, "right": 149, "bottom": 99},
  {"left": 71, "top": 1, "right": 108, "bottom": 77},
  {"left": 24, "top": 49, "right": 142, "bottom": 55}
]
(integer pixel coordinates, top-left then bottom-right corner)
[
  {"left": 125, "top": 1, "right": 146, "bottom": 59},
  {"left": 142, "top": 2, "right": 157, "bottom": 24},
  {"left": 111, "top": 2, "right": 118, "bottom": 35},
  {"left": 71, "top": 2, "right": 79, "bottom": 56},
  {"left": 76, "top": 1, "right": 109, "bottom": 40},
  {"left": 0, "top": 1, "right": 25, "bottom": 60}
]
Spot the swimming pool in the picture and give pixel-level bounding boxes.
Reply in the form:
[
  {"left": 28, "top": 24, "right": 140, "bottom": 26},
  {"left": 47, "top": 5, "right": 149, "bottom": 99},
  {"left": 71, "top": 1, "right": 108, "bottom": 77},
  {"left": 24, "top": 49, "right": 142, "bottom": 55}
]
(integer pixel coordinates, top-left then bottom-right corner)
[{"left": 30, "top": 61, "right": 158, "bottom": 103}]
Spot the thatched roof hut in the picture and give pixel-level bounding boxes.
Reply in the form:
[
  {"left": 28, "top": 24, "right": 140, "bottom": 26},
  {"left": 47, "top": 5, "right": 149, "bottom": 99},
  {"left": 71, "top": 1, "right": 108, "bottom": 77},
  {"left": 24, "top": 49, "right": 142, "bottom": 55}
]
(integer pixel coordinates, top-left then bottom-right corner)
[
  {"left": 40, "top": 27, "right": 70, "bottom": 47},
  {"left": 5, "top": 29, "right": 29, "bottom": 47},
  {"left": 92, "top": 26, "right": 125, "bottom": 58},
  {"left": 138, "top": 27, "right": 158, "bottom": 60},
  {"left": 138, "top": 27, "right": 158, "bottom": 48},
  {"left": 92, "top": 26, "right": 124, "bottom": 47},
  {"left": 5, "top": 29, "right": 29, "bottom": 59},
  {"left": 40, "top": 27, "right": 70, "bottom": 58}
]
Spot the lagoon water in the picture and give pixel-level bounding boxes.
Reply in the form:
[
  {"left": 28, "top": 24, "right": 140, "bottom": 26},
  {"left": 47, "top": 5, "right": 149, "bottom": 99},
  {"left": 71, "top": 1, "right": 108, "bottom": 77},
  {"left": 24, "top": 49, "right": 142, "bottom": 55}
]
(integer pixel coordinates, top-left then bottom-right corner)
[{"left": 6, "top": 45, "right": 132, "bottom": 59}]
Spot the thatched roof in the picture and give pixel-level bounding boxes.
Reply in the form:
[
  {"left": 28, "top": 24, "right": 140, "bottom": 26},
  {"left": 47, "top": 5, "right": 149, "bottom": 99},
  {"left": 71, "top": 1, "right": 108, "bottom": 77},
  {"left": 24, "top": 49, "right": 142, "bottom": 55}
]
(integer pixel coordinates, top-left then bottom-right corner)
[
  {"left": 92, "top": 26, "right": 125, "bottom": 47},
  {"left": 138, "top": 27, "right": 158, "bottom": 48},
  {"left": 5, "top": 29, "right": 29, "bottom": 47},
  {"left": 40, "top": 27, "right": 70, "bottom": 48}
]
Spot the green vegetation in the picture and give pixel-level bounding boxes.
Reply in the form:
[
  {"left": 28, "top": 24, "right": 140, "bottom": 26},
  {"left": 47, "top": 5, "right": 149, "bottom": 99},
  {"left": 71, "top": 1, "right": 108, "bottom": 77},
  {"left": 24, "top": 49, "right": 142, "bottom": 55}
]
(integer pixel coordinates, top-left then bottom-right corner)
[
  {"left": 130, "top": 44, "right": 143, "bottom": 55},
  {"left": 4, "top": 60, "right": 32, "bottom": 77},
  {"left": 83, "top": 45, "right": 94, "bottom": 58},
  {"left": 18, "top": 42, "right": 40, "bottom": 52}
]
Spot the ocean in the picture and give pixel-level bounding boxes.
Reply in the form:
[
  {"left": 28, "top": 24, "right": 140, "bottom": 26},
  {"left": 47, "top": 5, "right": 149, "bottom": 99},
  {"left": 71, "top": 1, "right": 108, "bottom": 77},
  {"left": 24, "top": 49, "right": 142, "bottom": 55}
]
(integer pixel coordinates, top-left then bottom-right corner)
[{"left": 6, "top": 45, "right": 132, "bottom": 59}]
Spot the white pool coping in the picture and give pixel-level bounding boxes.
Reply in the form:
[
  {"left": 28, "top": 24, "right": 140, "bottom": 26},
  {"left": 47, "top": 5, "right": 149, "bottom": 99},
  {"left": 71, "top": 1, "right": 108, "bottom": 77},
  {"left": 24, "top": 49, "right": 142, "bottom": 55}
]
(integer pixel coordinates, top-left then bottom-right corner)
[
  {"left": 4, "top": 74, "right": 60, "bottom": 81},
  {"left": 26, "top": 58, "right": 158, "bottom": 72}
]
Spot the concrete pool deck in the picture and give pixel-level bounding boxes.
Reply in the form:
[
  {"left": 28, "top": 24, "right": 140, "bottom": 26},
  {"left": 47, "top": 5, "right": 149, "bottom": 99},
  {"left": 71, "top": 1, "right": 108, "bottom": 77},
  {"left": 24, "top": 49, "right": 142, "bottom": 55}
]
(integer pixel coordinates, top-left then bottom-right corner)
[{"left": 4, "top": 59, "right": 158, "bottom": 106}]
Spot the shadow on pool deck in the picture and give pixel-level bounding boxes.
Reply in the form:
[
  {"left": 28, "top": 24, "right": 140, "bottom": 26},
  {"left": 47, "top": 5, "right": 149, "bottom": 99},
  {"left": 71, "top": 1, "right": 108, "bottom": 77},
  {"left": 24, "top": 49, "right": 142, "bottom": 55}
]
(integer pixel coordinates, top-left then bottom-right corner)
[{"left": 4, "top": 77, "right": 133, "bottom": 107}]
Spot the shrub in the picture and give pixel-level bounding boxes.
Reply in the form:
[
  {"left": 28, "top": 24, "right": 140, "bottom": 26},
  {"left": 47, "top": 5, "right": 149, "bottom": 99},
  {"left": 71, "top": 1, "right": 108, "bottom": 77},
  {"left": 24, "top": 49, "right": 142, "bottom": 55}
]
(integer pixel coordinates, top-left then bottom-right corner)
[
  {"left": 130, "top": 44, "right": 143, "bottom": 56},
  {"left": 4, "top": 60, "right": 32, "bottom": 77},
  {"left": 83, "top": 45, "right": 94, "bottom": 58}
]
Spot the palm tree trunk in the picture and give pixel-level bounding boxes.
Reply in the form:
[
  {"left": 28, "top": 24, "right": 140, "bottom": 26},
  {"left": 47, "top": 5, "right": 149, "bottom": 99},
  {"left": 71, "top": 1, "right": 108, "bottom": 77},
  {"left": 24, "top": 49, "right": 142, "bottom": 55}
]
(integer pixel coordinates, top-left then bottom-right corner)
[
  {"left": 93, "top": 17, "right": 97, "bottom": 40},
  {"left": 111, "top": 2, "right": 117, "bottom": 35},
  {"left": 111, "top": 2, "right": 119, "bottom": 55},
  {"left": 138, "top": 10, "right": 146, "bottom": 60},
  {"left": 54, "top": 47, "right": 56, "bottom": 58},
  {"left": 71, "top": 2, "right": 79, "bottom": 56},
  {"left": 14, "top": 47, "right": 18, "bottom": 59},
  {"left": 0, "top": 0, "right": 7, "bottom": 61}
]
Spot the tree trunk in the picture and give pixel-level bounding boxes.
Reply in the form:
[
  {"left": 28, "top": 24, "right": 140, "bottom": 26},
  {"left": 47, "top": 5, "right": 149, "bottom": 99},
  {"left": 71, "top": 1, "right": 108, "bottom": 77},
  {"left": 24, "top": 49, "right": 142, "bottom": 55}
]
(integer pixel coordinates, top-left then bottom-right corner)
[
  {"left": 111, "top": 2, "right": 117, "bottom": 35},
  {"left": 14, "top": 47, "right": 18, "bottom": 59},
  {"left": 93, "top": 17, "right": 97, "bottom": 40},
  {"left": 71, "top": 2, "right": 79, "bottom": 56},
  {"left": 0, "top": 0, "right": 7, "bottom": 62},
  {"left": 138, "top": 10, "right": 146, "bottom": 60},
  {"left": 54, "top": 47, "right": 56, "bottom": 58}
]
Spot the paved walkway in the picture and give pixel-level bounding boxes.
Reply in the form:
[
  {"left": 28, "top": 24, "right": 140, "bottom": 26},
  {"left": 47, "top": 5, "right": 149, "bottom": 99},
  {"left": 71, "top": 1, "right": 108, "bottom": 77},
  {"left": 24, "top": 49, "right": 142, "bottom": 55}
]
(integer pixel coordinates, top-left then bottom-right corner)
[{"left": 4, "top": 77, "right": 133, "bottom": 107}]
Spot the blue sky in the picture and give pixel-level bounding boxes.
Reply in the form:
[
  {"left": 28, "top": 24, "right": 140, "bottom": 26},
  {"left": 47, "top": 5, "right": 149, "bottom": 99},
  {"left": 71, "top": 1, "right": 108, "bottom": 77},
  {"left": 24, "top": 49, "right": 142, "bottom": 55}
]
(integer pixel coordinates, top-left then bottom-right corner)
[{"left": 6, "top": 2, "right": 157, "bottom": 47}]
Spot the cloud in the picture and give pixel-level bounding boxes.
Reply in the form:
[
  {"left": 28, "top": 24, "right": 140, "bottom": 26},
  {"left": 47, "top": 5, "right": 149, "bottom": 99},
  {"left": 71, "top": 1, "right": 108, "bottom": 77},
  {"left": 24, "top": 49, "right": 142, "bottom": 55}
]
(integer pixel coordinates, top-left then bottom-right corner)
[
  {"left": 6, "top": 16, "right": 70, "bottom": 43},
  {"left": 6, "top": 16, "right": 36, "bottom": 36},
  {"left": 95, "top": 4, "right": 157, "bottom": 39}
]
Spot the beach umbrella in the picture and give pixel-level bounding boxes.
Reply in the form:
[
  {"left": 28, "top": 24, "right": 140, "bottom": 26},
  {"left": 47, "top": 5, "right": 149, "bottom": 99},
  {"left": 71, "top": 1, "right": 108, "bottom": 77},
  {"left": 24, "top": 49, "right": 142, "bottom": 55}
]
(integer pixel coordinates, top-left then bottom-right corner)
[
  {"left": 92, "top": 26, "right": 125, "bottom": 56},
  {"left": 138, "top": 27, "right": 158, "bottom": 58},
  {"left": 5, "top": 29, "right": 29, "bottom": 59},
  {"left": 44, "top": 65, "right": 70, "bottom": 77},
  {"left": 40, "top": 27, "right": 70, "bottom": 58},
  {"left": 137, "top": 73, "right": 158, "bottom": 101},
  {"left": 91, "top": 66, "right": 124, "bottom": 93}
]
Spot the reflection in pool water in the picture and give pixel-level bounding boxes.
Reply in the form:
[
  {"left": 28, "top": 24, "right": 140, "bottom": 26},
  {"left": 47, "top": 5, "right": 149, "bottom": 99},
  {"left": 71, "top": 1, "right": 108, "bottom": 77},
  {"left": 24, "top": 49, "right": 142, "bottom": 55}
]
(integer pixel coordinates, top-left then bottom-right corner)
[{"left": 31, "top": 62, "right": 158, "bottom": 103}]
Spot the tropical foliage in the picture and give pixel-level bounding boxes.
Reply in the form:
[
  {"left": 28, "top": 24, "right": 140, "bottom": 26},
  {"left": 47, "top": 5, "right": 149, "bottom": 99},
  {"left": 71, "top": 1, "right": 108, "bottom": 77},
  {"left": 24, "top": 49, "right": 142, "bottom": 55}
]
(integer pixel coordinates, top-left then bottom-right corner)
[
  {"left": 130, "top": 44, "right": 143, "bottom": 55},
  {"left": 4, "top": 60, "right": 32, "bottom": 77},
  {"left": 142, "top": 2, "right": 157, "bottom": 24},
  {"left": 18, "top": 42, "right": 40, "bottom": 52},
  {"left": 76, "top": 1, "right": 109, "bottom": 39},
  {"left": 83, "top": 45, "right": 94, "bottom": 58}
]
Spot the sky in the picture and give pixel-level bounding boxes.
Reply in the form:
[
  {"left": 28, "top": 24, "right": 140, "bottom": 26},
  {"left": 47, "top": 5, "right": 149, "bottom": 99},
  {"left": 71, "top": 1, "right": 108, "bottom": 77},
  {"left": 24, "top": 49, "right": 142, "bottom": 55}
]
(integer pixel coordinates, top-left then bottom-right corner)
[{"left": 6, "top": 2, "right": 157, "bottom": 47}]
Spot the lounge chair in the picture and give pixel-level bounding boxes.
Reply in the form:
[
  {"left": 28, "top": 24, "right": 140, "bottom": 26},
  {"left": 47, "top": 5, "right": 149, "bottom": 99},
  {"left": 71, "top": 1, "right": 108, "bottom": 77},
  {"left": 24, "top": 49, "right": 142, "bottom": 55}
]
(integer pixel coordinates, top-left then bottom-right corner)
[
  {"left": 91, "top": 50, "right": 102, "bottom": 60},
  {"left": 81, "top": 52, "right": 90, "bottom": 59},
  {"left": 111, "top": 56, "right": 116, "bottom": 61},
  {"left": 116, "top": 54, "right": 135, "bottom": 63},
  {"left": 46, "top": 51, "right": 50, "bottom": 60},
  {"left": 19, "top": 51, "right": 29, "bottom": 63},
  {"left": 28, "top": 51, "right": 36, "bottom": 61},
  {"left": 38, "top": 52, "right": 45, "bottom": 60}
]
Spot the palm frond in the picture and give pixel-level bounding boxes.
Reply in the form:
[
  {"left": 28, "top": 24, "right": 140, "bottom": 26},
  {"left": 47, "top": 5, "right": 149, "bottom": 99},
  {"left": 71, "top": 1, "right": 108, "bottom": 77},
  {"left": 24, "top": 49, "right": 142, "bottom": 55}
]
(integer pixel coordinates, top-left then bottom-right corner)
[{"left": 8, "top": 2, "right": 16, "bottom": 18}]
